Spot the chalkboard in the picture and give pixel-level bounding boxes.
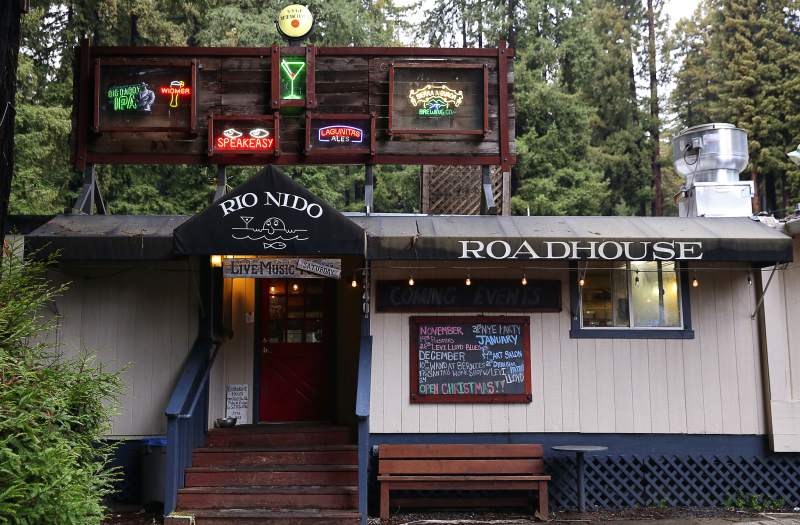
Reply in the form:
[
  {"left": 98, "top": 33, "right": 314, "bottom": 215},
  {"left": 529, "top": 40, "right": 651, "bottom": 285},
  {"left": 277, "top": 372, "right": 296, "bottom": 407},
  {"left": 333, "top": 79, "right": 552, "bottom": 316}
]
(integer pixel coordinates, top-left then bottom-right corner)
[{"left": 410, "top": 316, "right": 531, "bottom": 404}]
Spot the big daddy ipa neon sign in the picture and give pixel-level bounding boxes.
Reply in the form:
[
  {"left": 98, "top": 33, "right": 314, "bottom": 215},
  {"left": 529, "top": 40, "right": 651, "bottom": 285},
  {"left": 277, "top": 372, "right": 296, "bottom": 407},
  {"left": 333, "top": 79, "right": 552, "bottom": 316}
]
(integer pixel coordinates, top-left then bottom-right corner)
[
  {"left": 107, "top": 83, "right": 156, "bottom": 112},
  {"left": 408, "top": 84, "right": 464, "bottom": 117}
]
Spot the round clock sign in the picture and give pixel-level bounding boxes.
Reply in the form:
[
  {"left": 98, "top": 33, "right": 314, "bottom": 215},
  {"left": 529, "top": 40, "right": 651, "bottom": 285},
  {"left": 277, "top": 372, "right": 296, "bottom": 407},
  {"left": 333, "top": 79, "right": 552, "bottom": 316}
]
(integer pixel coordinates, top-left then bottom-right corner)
[{"left": 277, "top": 4, "right": 314, "bottom": 40}]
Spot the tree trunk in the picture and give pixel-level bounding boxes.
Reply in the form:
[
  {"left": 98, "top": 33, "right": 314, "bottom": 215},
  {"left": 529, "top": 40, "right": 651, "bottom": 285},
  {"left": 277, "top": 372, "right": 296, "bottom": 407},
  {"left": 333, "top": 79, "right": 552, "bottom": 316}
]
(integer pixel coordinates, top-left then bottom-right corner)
[
  {"left": 647, "top": 0, "right": 662, "bottom": 216},
  {"left": 506, "top": 0, "right": 517, "bottom": 49},
  {"left": 0, "top": 0, "right": 22, "bottom": 249}
]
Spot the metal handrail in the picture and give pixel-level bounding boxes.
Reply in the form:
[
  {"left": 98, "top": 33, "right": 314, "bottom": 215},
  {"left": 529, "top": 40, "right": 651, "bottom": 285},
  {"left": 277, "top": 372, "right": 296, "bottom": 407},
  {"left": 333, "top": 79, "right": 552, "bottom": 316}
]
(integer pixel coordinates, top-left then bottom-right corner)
[{"left": 355, "top": 335, "right": 372, "bottom": 525}]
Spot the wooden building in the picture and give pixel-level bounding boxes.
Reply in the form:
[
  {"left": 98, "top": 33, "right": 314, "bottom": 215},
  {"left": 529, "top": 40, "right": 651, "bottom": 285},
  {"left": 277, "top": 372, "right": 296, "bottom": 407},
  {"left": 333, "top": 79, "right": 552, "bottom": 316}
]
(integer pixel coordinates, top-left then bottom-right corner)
[{"left": 11, "top": 36, "right": 800, "bottom": 525}]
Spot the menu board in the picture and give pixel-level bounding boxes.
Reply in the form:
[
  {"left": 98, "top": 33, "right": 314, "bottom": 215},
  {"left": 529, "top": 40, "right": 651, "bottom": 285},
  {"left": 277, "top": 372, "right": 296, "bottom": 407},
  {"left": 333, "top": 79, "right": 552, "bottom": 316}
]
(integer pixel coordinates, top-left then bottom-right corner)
[{"left": 410, "top": 316, "right": 531, "bottom": 404}]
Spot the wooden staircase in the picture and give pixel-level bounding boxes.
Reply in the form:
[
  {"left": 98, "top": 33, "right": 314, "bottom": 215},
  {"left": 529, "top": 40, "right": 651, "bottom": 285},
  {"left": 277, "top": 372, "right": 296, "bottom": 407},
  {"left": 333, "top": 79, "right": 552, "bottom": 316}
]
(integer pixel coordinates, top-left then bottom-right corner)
[{"left": 166, "top": 423, "right": 360, "bottom": 525}]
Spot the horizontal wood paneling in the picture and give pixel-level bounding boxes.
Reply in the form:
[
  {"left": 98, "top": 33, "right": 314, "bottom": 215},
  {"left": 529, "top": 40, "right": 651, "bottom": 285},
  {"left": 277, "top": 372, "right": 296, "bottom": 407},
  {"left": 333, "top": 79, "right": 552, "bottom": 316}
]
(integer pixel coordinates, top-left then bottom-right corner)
[
  {"left": 48, "top": 261, "right": 198, "bottom": 438},
  {"left": 369, "top": 261, "right": 765, "bottom": 435}
]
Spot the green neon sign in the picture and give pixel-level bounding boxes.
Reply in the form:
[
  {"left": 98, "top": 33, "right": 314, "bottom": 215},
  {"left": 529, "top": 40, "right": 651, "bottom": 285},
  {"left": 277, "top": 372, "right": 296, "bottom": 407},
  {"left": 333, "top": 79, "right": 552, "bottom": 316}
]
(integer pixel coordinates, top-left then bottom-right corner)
[{"left": 280, "top": 57, "right": 306, "bottom": 100}]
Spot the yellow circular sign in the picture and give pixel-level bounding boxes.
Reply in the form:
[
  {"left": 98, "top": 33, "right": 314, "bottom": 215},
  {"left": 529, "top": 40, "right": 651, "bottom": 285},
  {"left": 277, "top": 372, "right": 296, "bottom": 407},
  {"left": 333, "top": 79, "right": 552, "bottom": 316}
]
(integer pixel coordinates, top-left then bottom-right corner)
[{"left": 277, "top": 4, "right": 313, "bottom": 39}]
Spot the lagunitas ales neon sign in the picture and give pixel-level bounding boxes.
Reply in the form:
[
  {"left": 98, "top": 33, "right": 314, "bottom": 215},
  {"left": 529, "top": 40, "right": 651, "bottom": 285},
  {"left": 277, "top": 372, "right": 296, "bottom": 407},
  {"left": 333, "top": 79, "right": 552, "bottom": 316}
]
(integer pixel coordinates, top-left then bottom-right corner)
[
  {"left": 318, "top": 125, "right": 363, "bottom": 143},
  {"left": 408, "top": 84, "right": 464, "bottom": 117}
]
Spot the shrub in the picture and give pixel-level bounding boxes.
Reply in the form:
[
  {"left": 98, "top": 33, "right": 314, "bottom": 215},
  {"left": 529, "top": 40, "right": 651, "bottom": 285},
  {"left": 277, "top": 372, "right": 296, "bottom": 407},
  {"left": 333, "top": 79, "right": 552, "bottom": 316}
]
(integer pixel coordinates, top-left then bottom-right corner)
[{"left": 0, "top": 245, "right": 123, "bottom": 525}]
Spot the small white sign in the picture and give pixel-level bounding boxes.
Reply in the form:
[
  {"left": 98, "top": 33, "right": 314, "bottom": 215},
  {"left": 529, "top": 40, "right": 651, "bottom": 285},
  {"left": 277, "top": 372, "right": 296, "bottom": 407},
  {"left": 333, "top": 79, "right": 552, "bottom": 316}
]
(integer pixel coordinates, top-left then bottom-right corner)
[
  {"left": 226, "top": 383, "right": 249, "bottom": 424},
  {"left": 296, "top": 258, "right": 342, "bottom": 279}
]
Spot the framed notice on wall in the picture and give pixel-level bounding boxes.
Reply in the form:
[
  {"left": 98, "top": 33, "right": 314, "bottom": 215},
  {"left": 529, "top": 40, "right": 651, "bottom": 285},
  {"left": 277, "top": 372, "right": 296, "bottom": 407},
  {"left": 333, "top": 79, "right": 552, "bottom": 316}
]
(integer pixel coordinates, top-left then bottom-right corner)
[
  {"left": 410, "top": 316, "right": 531, "bottom": 404},
  {"left": 93, "top": 58, "right": 197, "bottom": 133},
  {"left": 389, "top": 63, "right": 489, "bottom": 136}
]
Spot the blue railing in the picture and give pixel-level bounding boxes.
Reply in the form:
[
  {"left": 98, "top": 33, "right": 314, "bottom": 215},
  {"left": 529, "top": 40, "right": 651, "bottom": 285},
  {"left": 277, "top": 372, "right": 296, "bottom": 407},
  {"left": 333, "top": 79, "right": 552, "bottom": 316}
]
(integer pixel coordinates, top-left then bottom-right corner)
[
  {"left": 355, "top": 333, "right": 373, "bottom": 525},
  {"left": 163, "top": 337, "right": 221, "bottom": 515}
]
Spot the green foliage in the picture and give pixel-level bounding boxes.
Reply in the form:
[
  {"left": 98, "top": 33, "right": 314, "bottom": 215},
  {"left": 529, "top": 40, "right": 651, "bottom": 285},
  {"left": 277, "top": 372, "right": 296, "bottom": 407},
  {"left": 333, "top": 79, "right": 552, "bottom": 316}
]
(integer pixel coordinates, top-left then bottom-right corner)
[
  {"left": 0, "top": 249, "right": 123, "bottom": 524},
  {"left": 723, "top": 491, "right": 786, "bottom": 512}
]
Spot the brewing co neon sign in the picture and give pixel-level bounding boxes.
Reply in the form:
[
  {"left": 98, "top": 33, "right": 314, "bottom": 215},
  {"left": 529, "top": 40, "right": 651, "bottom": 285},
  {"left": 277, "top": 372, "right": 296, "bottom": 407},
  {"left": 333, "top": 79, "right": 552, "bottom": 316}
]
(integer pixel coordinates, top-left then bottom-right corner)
[
  {"left": 408, "top": 84, "right": 464, "bottom": 117},
  {"left": 159, "top": 80, "right": 191, "bottom": 108},
  {"left": 215, "top": 128, "right": 275, "bottom": 152},
  {"left": 318, "top": 125, "right": 363, "bottom": 143},
  {"left": 107, "top": 82, "right": 155, "bottom": 112}
]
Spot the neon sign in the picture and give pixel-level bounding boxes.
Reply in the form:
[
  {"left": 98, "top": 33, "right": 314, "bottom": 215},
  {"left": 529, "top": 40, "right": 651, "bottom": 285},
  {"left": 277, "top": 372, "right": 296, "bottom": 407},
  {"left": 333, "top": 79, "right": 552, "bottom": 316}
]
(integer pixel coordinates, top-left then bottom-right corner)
[
  {"left": 280, "top": 58, "right": 306, "bottom": 100},
  {"left": 159, "top": 80, "right": 191, "bottom": 108},
  {"left": 318, "top": 125, "right": 363, "bottom": 143},
  {"left": 107, "top": 82, "right": 155, "bottom": 112},
  {"left": 215, "top": 127, "right": 275, "bottom": 152},
  {"left": 408, "top": 84, "right": 464, "bottom": 117}
]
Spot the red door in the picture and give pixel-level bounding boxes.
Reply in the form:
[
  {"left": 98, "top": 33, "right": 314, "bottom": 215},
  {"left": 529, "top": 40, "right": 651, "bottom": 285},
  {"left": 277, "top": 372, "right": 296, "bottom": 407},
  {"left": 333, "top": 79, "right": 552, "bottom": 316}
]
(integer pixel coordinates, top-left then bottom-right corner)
[{"left": 258, "top": 279, "right": 335, "bottom": 422}]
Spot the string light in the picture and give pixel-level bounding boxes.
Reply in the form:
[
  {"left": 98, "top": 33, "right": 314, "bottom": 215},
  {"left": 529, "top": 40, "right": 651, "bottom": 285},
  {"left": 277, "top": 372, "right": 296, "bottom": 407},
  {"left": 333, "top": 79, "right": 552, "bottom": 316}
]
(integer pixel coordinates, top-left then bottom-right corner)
[
  {"left": 291, "top": 282, "right": 300, "bottom": 292},
  {"left": 269, "top": 285, "right": 276, "bottom": 294},
  {"left": 692, "top": 274, "right": 700, "bottom": 288},
  {"left": 465, "top": 274, "right": 472, "bottom": 286},
  {"left": 521, "top": 274, "right": 528, "bottom": 286},
  {"left": 747, "top": 273, "right": 753, "bottom": 286},
  {"left": 408, "top": 276, "right": 415, "bottom": 286},
  {"left": 579, "top": 277, "right": 586, "bottom": 287},
  {"left": 351, "top": 276, "right": 358, "bottom": 288}
]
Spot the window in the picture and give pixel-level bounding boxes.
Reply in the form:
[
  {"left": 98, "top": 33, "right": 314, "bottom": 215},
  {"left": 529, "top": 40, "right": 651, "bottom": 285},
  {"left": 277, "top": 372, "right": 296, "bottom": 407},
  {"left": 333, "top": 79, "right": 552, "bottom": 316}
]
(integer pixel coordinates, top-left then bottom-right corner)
[
  {"left": 265, "top": 279, "right": 326, "bottom": 344},
  {"left": 571, "top": 262, "right": 693, "bottom": 339}
]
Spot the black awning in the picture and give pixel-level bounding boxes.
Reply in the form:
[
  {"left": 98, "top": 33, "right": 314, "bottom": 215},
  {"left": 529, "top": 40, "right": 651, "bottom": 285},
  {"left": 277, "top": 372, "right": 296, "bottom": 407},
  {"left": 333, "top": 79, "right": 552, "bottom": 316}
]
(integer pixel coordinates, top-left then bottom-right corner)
[
  {"left": 25, "top": 215, "right": 189, "bottom": 260},
  {"left": 349, "top": 215, "right": 794, "bottom": 265},
  {"left": 174, "top": 166, "right": 364, "bottom": 256}
]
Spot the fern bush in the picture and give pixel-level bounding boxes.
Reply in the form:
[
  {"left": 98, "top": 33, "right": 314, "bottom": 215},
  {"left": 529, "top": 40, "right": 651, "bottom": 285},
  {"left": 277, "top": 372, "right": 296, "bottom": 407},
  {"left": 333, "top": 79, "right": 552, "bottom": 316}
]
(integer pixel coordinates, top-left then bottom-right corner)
[{"left": 0, "top": 246, "right": 122, "bottom": 524}]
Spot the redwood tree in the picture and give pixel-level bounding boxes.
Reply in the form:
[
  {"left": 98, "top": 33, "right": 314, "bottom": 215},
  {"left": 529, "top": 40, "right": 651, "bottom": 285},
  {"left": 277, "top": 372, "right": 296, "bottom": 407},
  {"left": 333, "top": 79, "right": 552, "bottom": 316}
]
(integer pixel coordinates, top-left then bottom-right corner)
[{"left": 0, "top": 0, "right": 23, "bottom": 247}]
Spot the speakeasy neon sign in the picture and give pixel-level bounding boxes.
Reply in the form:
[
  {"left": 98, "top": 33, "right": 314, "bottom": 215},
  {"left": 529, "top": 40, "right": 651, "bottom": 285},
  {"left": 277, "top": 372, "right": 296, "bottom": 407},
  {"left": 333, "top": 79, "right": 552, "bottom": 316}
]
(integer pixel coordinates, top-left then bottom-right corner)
[
  {"left": 159, "top": 80, "right": 191, "bottom": 108},
  {"left": 107, "top": 82, "right": 155, "bottom": 112},
  {"left": 215, "top": 127, "right": 275, "bottom": 152},
  {"left": 318, "top": 125, "right": 363, "bottom": 143},
  {"left": 408, "top": 84, "right": 464, "bottom": 117}
]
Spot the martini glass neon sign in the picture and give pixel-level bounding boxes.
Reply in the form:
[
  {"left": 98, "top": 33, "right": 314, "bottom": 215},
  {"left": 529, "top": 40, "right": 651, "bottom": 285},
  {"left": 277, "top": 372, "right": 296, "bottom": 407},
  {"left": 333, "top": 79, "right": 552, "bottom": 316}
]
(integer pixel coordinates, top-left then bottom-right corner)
[{"left": 280, "top": 58, "right": 306, "bottom": 100}]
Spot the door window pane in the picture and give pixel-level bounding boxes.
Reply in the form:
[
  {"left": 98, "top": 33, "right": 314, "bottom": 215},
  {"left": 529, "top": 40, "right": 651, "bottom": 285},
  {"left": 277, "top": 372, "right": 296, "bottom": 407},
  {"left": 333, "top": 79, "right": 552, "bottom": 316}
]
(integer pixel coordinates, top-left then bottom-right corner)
[
  {"left": 269, "top": 295, "right": 286, "bottom": 319},
  {"left": 287, "top": 319, "right": 304, "bottom": 342},
  {"left": 267, "top": 320, "right": 284, "bottom": 343},
  {"left": 305, "top": 319, "right": 323, "bottom": 343},
  {"left": 287, "top": 296, "right": 304, "bottom": 318}
]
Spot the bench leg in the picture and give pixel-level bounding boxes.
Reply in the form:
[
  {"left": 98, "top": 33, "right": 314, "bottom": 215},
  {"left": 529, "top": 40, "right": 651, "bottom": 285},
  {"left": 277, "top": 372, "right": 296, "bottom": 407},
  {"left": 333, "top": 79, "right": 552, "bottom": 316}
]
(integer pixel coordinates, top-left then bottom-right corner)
[
  {"left": 380, "top": 483, "right": 390, "bottom": 522},
  {"left": 538, "top": 480, "right": 549, "bottom": 519}
]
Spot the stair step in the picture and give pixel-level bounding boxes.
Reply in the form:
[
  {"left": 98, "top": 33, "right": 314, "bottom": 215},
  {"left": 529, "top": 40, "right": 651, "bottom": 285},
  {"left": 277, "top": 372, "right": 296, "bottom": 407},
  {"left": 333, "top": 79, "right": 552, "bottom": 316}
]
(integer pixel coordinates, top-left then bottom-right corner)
[
  {"left": 209, "top": 424, "right": 351, "bottom": 434},
  {"left": 166, "top": 508, "right": 360, "bottom": 525},
  {"left": 192, "top": 446, "right": 357, "bottom": 468},
  {"left": 176, "top": 485, "right": 358, "bottom": 510},
  {"left": 185, "top": 465, "right": 357, "bottom": 487},
  {"left": 207, "top": 428, "right": 352, "bottom": 447}
]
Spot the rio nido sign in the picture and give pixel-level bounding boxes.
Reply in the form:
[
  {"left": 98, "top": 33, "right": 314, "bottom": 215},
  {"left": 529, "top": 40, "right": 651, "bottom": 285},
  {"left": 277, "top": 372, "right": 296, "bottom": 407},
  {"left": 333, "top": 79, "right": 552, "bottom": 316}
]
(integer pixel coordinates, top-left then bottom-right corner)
[{"left": 408, "top": 84, "right": 464, "bottom": 117}]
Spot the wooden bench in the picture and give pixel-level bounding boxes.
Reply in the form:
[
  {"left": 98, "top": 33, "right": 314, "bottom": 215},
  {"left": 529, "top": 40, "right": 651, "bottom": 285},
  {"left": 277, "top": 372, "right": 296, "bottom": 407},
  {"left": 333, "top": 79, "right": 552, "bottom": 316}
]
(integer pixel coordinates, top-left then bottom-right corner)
[{"left": 378, "top": 444, "right": 550, "bottom": 521}]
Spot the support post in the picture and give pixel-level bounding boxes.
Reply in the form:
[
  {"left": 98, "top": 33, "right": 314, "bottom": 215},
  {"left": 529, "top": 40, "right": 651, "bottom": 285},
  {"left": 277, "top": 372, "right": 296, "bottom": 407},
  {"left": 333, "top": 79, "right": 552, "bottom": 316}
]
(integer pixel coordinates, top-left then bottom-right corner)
[
  {"left": 72, "top": 164, "right": 107, "bottom": 215},
  {"left": 480, "top": 165, "right": 496, "bottom": 215},
  {"left": 577, "top": 451, "right": 586, "bottom": 512},
  {"left": 365, "top": 165, "right": 374, "bottom": 215},
  {"left": 213, "top": 165, "right": 227, "bottom": 203}
]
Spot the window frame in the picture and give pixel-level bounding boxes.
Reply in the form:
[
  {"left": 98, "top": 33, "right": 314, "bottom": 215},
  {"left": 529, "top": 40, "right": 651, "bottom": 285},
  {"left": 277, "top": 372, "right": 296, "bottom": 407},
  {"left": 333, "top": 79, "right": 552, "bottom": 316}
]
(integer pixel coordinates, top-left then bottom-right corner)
[{"left": 569, "top": 261, "right": 694, "bottom": 340}]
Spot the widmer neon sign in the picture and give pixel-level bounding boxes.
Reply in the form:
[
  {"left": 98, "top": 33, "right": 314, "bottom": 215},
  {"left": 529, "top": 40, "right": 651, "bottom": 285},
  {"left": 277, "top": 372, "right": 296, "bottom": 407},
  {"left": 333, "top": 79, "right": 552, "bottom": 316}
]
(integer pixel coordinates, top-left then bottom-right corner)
[
  {"left": 318, "top": 125, "right": 363, "bottom": 143},
  {"left": 159, "top": 80, "right": 191, "bottom": 108},
  {"left": 408, "top": 84, "right": 464, "bottom": 117}
]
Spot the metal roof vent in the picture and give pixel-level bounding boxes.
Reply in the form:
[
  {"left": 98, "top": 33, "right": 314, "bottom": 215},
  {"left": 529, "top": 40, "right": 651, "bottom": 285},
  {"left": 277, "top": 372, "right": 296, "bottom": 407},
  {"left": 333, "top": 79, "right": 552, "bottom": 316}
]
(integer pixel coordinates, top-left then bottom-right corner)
[{"left": 672, "top": 123, "right": 753, "bottom": 217}]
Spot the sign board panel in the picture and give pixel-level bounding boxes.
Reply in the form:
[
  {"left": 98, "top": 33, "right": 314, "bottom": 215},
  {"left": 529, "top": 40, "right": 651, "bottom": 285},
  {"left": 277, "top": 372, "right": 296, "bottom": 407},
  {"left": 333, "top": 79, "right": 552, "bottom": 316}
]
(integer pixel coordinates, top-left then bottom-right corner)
[
  {"left": 209, "top": 115, "right": 279, "bottom": 157},
  {"left": 223, "top": 257, "right": 341, "bottom": 279},
  {"left": 389, "top": 63, "right": 488, "bottom": 135},
  {"left": 376, "top": 279, "right": 561, "bottom": 312},
  {"left": 410, "top": 316, "right": 531, "bottom": 404},
  {"left": 94, "top": 61, "right": 195, "bottom": 132},
  {"left": 305, "top": 113, "right": 374, "bottom": 156},
  {"left": 225, "top": 383, "right": 249, "bottom": 424}
]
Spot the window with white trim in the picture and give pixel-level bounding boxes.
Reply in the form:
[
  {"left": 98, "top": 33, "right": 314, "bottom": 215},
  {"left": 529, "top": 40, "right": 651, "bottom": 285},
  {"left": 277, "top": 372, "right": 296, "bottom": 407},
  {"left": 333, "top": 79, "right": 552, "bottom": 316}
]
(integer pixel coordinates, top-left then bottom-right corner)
[{"left": 579, "top": 261, "right": 683, "bottom": 329}]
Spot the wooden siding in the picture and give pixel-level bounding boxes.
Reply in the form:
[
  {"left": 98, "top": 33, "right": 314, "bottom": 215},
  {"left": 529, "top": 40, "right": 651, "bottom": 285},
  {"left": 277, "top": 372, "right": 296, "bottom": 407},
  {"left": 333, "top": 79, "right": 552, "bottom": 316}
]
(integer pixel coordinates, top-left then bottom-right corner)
[
  {"left": 46, "top": 261, "right": 198, "bottom": 438},
  {"left": 762, "top": 236, "right": 800, "bottom": 451},
  {"left": 369, "top": 262, "right": 766, "bottom": 435}
]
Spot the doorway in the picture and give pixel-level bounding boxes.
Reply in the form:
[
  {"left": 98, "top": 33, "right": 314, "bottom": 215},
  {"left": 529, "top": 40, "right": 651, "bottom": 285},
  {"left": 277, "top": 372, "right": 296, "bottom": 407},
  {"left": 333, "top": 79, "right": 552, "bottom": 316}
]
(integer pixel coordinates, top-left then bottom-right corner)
[{"left": 257, "top": 278, "right": 336, "bottom": 422}]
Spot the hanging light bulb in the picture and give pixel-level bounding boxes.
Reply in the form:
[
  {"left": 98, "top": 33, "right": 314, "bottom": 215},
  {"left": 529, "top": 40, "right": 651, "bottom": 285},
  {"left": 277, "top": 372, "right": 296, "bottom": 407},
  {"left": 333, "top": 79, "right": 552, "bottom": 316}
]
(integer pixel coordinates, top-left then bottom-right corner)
[
  {"left": 291, "top": 282, "right": 299, "bottom": 292},
  {"left": 408, "top": 276, "right": 415, "bottom": 286},
  {"left": 579, "top": 277, "right": 585, "bottom": 287},
  {"left": 521, "top": 274, "right": 528, "bottom": 286},
  {"left": 351, "top": 277, "right": 358, "bottom": 288},
  {"left": 692, "top": 275, "right": 700, "bottom": 288},
  {"left": 747, "top": 273, "right": 753, "bottom": 286},
  {"left": 465, "top": 274, "right": 472, "bottom": 286},
  {"left": 269, "top": 285, "right": 276, "bottom": 294}
]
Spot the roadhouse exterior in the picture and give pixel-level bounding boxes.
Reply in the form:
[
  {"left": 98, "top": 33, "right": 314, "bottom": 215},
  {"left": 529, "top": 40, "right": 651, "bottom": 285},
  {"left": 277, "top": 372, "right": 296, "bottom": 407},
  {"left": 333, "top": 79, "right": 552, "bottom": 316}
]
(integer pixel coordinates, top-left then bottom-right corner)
[{"left": 12, "top": 15, "right": 800, "bottom": 525}]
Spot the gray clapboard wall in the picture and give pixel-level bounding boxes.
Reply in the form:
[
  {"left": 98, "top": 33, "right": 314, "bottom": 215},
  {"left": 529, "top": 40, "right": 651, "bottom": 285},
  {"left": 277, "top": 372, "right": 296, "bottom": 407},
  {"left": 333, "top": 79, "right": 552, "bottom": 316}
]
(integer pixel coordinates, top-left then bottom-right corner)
[
  {"left": 369, "top": 261, "right": 765, "bottom": 435},
  {"left": 46, "top": 261, "right": 198, "bottom": 438}
]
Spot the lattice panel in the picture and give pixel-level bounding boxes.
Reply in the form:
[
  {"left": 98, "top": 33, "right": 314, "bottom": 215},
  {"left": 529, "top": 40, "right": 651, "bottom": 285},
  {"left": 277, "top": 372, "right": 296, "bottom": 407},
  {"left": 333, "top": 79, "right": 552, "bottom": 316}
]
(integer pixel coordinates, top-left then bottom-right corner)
[
  {"left": 421, "top": 165, "right": 506, "bottom": 215},
  {"left": 545, "top": 455, "right": 800, "bottom": 511}
]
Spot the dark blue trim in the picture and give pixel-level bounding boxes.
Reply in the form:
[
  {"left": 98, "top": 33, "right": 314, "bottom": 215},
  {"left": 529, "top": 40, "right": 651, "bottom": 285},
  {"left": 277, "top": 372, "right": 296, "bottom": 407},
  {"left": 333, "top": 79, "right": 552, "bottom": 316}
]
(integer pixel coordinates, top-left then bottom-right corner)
[
  {"left": 569, "top": 262, "right": 695, "bottom": 340},
  {"left": 253, "top": 279, "right": 262, "bottom": 422},
  {"left": 369, "top": 433, "right": 791, "bottom": 458}
]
